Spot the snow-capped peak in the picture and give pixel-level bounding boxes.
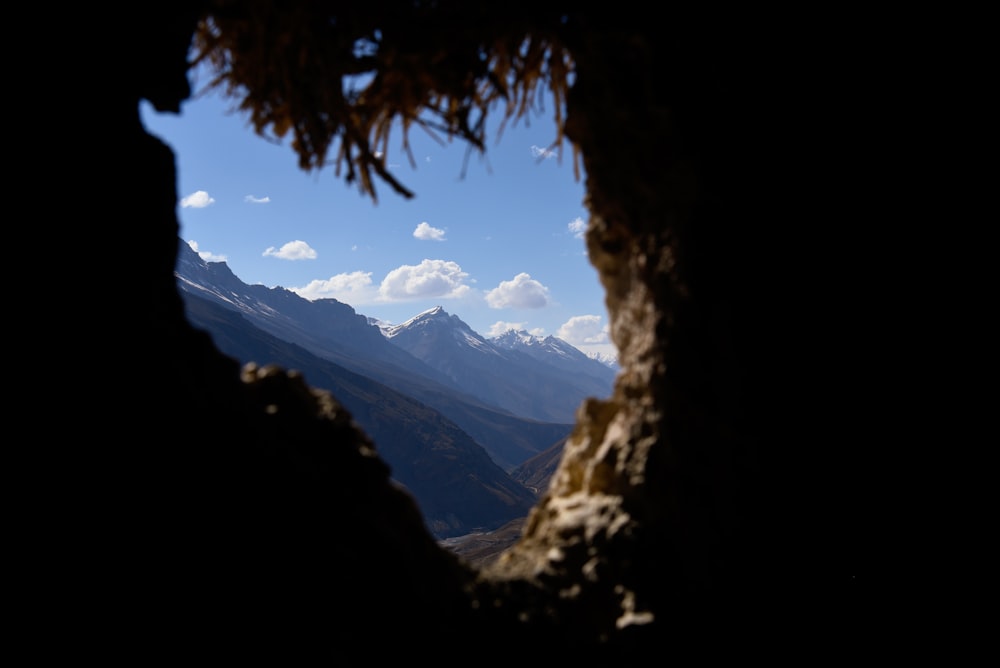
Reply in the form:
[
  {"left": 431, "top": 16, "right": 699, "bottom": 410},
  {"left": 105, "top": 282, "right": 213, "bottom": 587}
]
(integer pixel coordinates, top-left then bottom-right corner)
[
  {"left": 490, "top": 329, "right": 576, "bottom": 359},
  {"left": 491, "top": 328, "right": 538, "bottom": 348},
  {"left": 383, "top": 305, "right": 449, "bottom": 337},
  {"left": 380, "top": 306, "right": 502, "bottom": 355},
  {"left": 587, "top": 351, "right": 620, "bottom": 369}
]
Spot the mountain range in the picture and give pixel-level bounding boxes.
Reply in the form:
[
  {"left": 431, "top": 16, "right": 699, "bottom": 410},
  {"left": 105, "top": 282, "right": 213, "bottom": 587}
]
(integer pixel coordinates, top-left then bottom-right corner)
[
  {"left": 380, "top": 308, "right": 616, "bottom": 423},
  {"left": 174, "top": 238, "right": 617, "bottom": 540}
]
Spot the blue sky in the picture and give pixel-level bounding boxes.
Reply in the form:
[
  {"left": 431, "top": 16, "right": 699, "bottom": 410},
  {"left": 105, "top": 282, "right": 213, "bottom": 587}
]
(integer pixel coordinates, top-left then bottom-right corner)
[{"left": 141, "top": 77, "right": 617, "bottom": 360}]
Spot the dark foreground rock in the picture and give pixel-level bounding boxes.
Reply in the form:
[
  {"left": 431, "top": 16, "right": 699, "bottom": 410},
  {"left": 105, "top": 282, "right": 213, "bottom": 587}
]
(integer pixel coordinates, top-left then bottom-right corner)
[{"left": 31, "top": 2, "right": 854, "bottom": 663}]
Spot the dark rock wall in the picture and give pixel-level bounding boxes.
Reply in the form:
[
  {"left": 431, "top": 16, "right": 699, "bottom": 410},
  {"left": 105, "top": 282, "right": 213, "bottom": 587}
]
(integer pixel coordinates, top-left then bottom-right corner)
[{"left": 35, "top": 2, "right": 851, "bottom": 662}]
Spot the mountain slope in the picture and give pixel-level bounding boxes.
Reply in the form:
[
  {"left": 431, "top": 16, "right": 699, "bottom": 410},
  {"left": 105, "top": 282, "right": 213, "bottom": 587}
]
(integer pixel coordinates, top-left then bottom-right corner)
[
  {"left": 509, "top": 436, "right": 566, "bottom": 496},
  {"left": 442, "top": 435, "right": 569, "bottom": 565},
  {"left": 175, "top": 239, "right": 570, "bottom": 470},
  {"left": 176, "top": 240, "right": 461, "bottom": 391},
  {"left": 182, "top": 292, "right": 538, "bottom": 538},
  {"left": 383, "top": 307, "right": 615, "bottom": 423},
  {"left": 490, "top": 329, "right": 618, "bottom": 386}
]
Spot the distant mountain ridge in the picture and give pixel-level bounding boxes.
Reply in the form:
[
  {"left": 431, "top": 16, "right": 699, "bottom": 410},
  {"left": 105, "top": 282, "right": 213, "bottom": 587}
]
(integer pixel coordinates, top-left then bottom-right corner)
[
  {"left": 176, "top": 242, "right": 460, "bottom": 392},
  {"left": 174, "top": 238, "right": 614, "bottom": 539},
  {"left": 586, "top": 351, "right": 620, "bottom": 370},
  {"left": 382, "top": 306, "right": 615, "bottom": 423},
  {"left": 181, "top": 291, "right": 538, "bottom": 538},
  {"left": 178, "top": 241, "right": 576, "bottom": 461},
  {"left": 371, "top": 313, "right": 619, "bottom": 373},
  {"left": 489, "top": 327, "right": 618, "bottom": 382}
]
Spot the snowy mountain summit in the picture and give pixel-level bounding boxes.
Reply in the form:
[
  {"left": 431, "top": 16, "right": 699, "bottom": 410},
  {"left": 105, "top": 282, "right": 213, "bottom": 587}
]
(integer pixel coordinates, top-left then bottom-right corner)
[
  {"left": 491, "top": 328, "right": 586, "bottom": 361},
  {"left": 586, "top": 351, "right": 620, "bottom": 370},
  {"left": 383, "top": 306, "right": 500, "bottom": 355},
  {"left": 380, "top": 307, "right": 617, "bottom": 423},
  {"left": 490, "top": 328, "right": 619, "bottom": 378}
]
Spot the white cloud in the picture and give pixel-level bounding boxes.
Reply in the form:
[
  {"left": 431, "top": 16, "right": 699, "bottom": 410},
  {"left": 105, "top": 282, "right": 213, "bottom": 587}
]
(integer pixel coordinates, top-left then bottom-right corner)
[
  {"left": 291, "top": 271, "right": 376, "bottom": 302},
  {"left": 487, "top": 321, "right": 546, "bottom": 337},
  {"left": 487, "top": 320, "right": 528, "bottom": 336},
  {"left": 262, "top": 240, "right": 318, "bottom": 260},
  {"left": 378, "top": 259, "right": 471, "bottom": 301},
  {"left": 530, "top": 145, "right": 556, "bottom": 160},
  {"left": 577, "top": 342, "right": 619, "bottom": 363},
  {"left": 556, "top": 314, "right": 610, "bottom": 345},
  {"left": 180, "top": 190, "right": 215, "bottom": 208},
  {"left": 485, "top": 273, "right": 551, "bottom": 309},
  {"left": 568, "top": 216, "right": 586, "bottom": 239},
  {"left": 413, "top": 221, "right": 446, "bottom": 241},
  {"left": 187, "top": 240, "right": 227, "bottom": 262},
  {"left": 244, "top": 195, "right": 271, "bottom": 204}
]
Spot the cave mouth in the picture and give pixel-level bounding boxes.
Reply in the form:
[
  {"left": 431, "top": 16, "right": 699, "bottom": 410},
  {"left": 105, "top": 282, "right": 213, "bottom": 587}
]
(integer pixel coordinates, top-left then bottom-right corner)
[
  {"left": 41, "top": 5, "right": 854, "bottom": 659},
  {"left": 142, "top": 69, "right": 621, "bottom": 557}
]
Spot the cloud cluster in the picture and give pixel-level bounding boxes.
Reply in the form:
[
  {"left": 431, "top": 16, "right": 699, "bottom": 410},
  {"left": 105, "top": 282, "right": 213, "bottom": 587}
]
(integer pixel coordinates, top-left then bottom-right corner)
[
  {"left": 556, "top": 315, "right": 610, "bottom": 345},
  {"left": 278, "top": 213, "right": 594, "bottom": 335},
  {"left": 487, "top": 320, "right": 526, "bottom": 336},
  {"left": 413, "top": 222, "right": 446, "bottom": 241},
  {"left": 292, "top": 259, "right": 473, "bottom": 304},
  {"left": 181, "top": 190, "right": 274, "bottom": 207},
  {"left": 485, "top": 273, "right": 550, "bottom": 309},
  {"left": 379, "top": 259, "right": 471, "bottom": 300},
  {"left": 181, "top": 190, "right": 215, "bottom": 208},
  {"left": 292, "top": 271, "right": 377, "bottom": 302},
  {"left": 487, "top": 320, "right": 546, "bottom": 337},
  {"left": 263, "top": 240, "right": 318, "bottom": 260}
]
